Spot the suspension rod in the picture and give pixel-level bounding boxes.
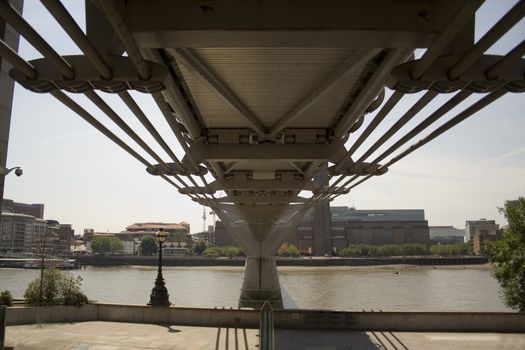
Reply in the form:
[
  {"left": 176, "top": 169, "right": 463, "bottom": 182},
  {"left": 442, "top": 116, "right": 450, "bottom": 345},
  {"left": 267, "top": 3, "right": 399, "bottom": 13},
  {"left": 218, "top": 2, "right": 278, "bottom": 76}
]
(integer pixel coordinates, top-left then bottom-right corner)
[
  {"left": 370, "top": 90, "right": 473, "bottom": 165},
  {"left": 98, "top": 0, "right": 150, "bottom": 80},
  {"left": 51, "top": 91, "right": 193, "bottom": 193},
  {"left": 118, "top": 91, "right": 182, "bottom": 166},
  {"left": 448, "top": 1, "right": 525, "bottom": 80},
  {"left": 486, "top": 39, "right": 525, "bottom": 79},
  {"left": 410, "top": 1, "right": 483, "bottom": 80},
  {"left": 355, "top": 90, "right": 438, "bottom": 164},
  {"left": 383, "top": 89, "right": 508, "bottom": 169},
  {"left": 0, "top": 0, "right": 74, "bottom": 78},
  {"left": 334, "top": 90, "right": 405, "bottom": 174},
  {"left": 0, "top": 38, "right": 37, "bottom": 78},
  {"left": 40, "top": 0, "right": 112, "bottom": 79}
]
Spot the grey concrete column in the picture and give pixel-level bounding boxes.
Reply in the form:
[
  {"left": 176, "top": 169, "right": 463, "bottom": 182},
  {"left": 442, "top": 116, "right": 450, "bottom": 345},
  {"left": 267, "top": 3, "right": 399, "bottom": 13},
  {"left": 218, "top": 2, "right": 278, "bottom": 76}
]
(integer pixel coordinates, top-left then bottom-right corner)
[
  {"left": 0, "top": 0, "right": 23, "bottom": 226},
  {"left": 214, "top": 204, "right": 309, "bottom": 309},
  {"left": 240, "top": 256, "right": 282, "bottom": 309}
]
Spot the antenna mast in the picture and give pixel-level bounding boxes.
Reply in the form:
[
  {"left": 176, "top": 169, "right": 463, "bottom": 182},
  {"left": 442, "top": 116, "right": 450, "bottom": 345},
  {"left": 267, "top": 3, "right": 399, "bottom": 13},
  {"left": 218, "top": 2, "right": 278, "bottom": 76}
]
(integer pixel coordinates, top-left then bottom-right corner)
[{"left": 202, "top": 206, "right": 206, "bottom": 232}]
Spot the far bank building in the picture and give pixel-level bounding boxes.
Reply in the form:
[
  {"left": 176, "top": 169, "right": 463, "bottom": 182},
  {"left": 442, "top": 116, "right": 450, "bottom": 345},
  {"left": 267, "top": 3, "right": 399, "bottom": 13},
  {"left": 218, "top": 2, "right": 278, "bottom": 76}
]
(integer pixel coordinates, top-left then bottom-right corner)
[{"left": 215, "top": 205, "right": 430, "bottom": 255}]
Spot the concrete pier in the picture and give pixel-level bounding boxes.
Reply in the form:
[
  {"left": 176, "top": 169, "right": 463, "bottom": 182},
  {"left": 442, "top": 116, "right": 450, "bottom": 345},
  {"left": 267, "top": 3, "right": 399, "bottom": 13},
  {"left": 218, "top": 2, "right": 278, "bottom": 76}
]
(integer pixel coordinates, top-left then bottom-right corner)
[{"left": 215, "top": 204, "right": 309, "bottom": 309}]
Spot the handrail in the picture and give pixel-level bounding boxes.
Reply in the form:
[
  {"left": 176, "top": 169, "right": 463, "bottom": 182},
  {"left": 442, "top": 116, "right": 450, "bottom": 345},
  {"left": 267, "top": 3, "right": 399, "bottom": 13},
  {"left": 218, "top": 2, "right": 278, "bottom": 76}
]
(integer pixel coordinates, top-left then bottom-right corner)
[{"left": 259, "top": 302, "right": 275, "bottom": 350}]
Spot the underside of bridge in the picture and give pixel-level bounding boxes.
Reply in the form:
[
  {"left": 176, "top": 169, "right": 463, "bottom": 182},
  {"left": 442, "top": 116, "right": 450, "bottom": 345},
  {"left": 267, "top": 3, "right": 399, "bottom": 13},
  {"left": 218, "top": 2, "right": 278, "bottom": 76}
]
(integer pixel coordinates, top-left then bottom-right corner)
[{"left": 0, "top": 0, "right": 524, "bottom": 308}]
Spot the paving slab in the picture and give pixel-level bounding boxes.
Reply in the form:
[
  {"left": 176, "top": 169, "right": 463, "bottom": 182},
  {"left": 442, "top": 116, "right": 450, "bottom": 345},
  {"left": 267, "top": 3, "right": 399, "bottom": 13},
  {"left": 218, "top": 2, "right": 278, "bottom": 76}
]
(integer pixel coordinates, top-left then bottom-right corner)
[
  {"left": 7, "top": 322, "right": 525, "bottom": 349},
  {"left": 275, "top": 329, "right": 525, "bottom": 350},
  {"left": 5, "top": 321, "right": 258, "bottom": 350}
]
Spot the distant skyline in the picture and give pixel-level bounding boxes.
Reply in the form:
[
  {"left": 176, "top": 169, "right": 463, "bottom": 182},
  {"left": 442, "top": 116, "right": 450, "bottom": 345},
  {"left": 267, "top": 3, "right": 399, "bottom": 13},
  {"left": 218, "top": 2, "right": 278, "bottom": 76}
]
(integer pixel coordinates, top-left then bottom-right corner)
[{"left": 3, "top": 0, "right": 525, "bottom": 233}]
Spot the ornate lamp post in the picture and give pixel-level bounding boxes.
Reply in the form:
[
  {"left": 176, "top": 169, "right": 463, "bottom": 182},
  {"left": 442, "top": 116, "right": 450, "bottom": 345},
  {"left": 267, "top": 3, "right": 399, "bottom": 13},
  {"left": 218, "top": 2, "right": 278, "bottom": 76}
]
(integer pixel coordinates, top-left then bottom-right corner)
[{"left": 148, "top": 229, "right": 171, "bottom": 306}]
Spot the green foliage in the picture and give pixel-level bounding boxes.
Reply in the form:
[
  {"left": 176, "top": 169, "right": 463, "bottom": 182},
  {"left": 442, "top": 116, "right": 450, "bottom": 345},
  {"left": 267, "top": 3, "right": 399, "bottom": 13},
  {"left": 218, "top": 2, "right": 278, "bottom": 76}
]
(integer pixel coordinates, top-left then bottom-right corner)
[
  {"left": 222, "top": 246, "right": 240, "bottom": 258},
  {"left": 24, "top": 268, "right": 88, "bottom": 306},
  {"left": 202, "top": 246, "right": 221, "bottom": 258},
  {"left": 0, "top": 290, "right": 13, "bottom": 306},
  {"left": 287, "top": 244, "right": 300, "bottom": 257},
  {"left": 139, "top": 235, "right": 158, "bottom": 256},
  {"left": 201, "top": 246, "right": 245, "bottom": 258},
  {"left": 340, "top": 243, "right": 430, "bottom": 257},
  {"left": 193, "top": 240, "right": 207, "bottom": 255},
  {"left": 339, "top": 243, "right": 473, "bottom": 258},
  {"left": 429, "top": 243, "right": 471, "bottom": 256},
  {"left": 90, "top": 235, "right": 123, "bottom": 255},
  {"left": 485, "top": 197, "right": 525, "bottom": 311},
  {"left": 277, "top": 242, "right": 300, "bottom": 257},
  {"left": 278, "top": 242, "right": 289, "bottom": 256}
]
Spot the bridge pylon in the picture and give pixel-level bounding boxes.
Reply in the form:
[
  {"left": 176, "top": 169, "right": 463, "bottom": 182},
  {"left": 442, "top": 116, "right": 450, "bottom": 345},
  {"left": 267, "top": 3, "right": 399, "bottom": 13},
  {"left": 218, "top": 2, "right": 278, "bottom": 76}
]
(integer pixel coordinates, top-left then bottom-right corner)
[{"left": 214, "top": 203, "right": 309, "bottom": 309}]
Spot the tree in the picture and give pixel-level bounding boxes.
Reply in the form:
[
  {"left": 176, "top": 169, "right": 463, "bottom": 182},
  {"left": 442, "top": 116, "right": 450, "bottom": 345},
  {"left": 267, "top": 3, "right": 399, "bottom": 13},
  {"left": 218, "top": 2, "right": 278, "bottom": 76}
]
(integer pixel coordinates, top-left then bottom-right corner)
[
  {"left": 0, "top": 290, "right": 13, "bottom": 306},
  {"left": 203, "top": 247, "right": 221, "bottom": 258},
  {"left": 193, "top": 240, "right": 207, "bottom": 255},
  {"left": 222, "top": 246, "right": 239, "bottom": 259},
  {"left": 278, "top": 242, "right": 289, "bottom": 256},
  {"left": 485, "top": 197, "right": 525, "bottom": 311},
  {"left": 287, "top": 244, "right": 300, "bottom": 257},
  {"left": 90, "top": 236, "right": 123, "bottom": 255},
  {"left": 139, "top": 236, "right": 158, "bottom": 255},
  {"left": 24, "top": 268, "right": 88, "bottom": 306}
]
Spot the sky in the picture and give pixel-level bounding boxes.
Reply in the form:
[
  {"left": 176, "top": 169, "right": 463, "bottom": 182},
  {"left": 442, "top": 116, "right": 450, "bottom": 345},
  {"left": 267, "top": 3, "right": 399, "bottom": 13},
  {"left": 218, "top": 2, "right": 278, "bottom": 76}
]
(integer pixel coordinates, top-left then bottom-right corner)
[{"left": 3, "top": 0, "right": 525, "bottom": 234}]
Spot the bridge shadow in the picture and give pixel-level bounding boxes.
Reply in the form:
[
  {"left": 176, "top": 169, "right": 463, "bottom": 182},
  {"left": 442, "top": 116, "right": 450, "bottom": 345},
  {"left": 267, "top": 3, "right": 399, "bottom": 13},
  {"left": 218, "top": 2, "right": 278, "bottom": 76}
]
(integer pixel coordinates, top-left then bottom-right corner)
[
  {"left": 214, "top": 327, "right": 251, "bottom": 350},
  {"left": 275, "top": 329, "right": 410, "bottom": 349}
]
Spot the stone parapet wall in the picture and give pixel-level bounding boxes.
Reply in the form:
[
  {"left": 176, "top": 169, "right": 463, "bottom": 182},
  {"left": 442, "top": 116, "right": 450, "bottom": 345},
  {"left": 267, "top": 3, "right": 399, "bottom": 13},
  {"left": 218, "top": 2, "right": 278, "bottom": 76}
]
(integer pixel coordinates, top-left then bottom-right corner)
[{"left": 5, "top": 303, "right": 524, "bottom": 333}]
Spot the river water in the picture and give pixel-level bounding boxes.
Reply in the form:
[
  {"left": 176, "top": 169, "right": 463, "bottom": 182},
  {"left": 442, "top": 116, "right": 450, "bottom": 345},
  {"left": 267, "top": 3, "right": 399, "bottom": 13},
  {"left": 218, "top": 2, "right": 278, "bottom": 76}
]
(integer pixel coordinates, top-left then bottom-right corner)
[{"left": 0, "top": 265, "right": 510, "bottom": 311}]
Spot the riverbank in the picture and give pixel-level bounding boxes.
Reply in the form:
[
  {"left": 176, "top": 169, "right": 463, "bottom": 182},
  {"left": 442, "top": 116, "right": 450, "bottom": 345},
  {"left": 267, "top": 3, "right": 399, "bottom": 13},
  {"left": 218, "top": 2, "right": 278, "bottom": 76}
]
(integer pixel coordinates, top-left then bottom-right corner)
[{"left": 70, "top": 255, "right": 488, "bottom": 267}]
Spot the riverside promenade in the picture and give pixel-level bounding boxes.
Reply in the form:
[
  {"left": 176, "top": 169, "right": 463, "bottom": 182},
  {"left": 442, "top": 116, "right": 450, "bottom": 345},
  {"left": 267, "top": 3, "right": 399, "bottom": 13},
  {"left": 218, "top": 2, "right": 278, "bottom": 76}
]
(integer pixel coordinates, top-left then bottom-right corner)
[
  {"left": 6, "top": 321, "right": 525, "bottom": 350},
  {"left": 3, "top": 303, "right": 525, "bottom": 349}
]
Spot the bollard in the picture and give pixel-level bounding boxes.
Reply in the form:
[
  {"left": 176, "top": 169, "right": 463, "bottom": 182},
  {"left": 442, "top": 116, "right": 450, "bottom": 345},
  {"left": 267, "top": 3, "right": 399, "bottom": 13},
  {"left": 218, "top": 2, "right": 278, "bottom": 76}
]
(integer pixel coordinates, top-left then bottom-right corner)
[{"left": 259, "top": 302, "right": 274, "bottom": 350}]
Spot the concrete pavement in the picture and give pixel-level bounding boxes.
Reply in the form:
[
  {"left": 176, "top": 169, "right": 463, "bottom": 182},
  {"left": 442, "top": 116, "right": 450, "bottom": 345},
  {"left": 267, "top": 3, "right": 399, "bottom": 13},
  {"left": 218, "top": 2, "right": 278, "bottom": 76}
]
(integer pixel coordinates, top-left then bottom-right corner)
[
  {"left": 275, "top": 329, "right": 525, "bottom": 350},
  {"left": 6, "top": 321, "right": 525, "bottom": 349},
  {"left": 6, "top": 322, "right": 258, "bottom": 350}
]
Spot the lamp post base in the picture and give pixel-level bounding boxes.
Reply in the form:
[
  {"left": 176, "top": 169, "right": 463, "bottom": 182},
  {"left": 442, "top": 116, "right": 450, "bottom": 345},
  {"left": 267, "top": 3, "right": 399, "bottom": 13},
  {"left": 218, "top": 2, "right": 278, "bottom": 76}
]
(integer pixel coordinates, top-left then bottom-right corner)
[{"left": 148, "top": 272, "right": 171, "bottom": 307}]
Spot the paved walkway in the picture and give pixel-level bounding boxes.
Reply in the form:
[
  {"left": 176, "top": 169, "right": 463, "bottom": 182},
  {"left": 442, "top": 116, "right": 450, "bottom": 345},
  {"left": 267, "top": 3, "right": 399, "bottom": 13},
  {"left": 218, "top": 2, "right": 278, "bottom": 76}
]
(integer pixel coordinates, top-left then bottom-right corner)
[
  {"left": 275, "top": 329, "right": 525, "bottom": 350},
  {"left": 6, "top": 322, "right": 525, "bottom": 349},
  {"left": 5, "top": 322, "right": 258, "bottom": 350}
]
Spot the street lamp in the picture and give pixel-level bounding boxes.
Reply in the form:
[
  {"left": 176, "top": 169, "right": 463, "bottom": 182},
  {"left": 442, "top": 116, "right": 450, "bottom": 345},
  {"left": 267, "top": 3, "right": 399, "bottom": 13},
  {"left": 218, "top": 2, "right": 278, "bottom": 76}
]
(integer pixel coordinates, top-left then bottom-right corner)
[
  {"left": 0, "top": 166, "right": 23, "bottom": 177},
  {"left": 148, "top": 229, "right": 171, "bottom": 306}
]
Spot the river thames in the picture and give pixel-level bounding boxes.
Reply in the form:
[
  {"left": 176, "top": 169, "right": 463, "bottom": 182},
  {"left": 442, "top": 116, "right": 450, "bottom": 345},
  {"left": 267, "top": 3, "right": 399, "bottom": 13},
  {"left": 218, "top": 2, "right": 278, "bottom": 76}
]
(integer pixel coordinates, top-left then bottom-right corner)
[{"left": 0, "top": 264, "right": 509, "bottom": 311}]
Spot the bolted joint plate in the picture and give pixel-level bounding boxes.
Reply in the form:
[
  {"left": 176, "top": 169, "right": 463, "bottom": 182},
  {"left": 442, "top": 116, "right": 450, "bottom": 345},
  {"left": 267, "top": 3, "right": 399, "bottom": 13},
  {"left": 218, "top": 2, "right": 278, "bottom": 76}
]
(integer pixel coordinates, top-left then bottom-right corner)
[
  {"left": 10, "top": 55, "right": 168, "bottom": 94},
  {"left": 329, "top": 162, "right": 388, "bottom": 176},
  {"left": 392, "top": 56, "right": 525, "bottom": 94},
  {"left": 146, "top": 162, "right": 208, "bottom": 176}
]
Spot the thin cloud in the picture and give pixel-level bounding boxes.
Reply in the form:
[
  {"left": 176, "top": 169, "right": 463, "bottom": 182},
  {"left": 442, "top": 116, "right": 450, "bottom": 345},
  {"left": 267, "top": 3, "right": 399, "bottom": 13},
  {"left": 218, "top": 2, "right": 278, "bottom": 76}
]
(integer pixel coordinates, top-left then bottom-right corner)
[
  {"left": 41, "top": 130, "right": 97, "bottom": 144},
  {"left": 482, "top": 146, "right": 525, "bottom": 164}
]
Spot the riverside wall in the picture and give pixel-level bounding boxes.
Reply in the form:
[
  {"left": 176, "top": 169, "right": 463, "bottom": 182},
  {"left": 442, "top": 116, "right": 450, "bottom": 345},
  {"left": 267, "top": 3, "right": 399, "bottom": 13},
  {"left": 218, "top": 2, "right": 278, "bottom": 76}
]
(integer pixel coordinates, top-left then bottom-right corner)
[
  {"left": 5, "top": 303, "right": 525, "bottom": 333},
  {"left": 72, "top": 255, "right": 488, "bottom": 267}
]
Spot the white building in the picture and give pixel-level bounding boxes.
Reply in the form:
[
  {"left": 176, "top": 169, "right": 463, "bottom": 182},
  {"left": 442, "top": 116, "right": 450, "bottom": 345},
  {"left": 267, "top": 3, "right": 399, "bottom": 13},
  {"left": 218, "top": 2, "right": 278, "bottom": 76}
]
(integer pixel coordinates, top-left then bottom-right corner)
[
  {"left": 429, "top": 226, "right": 465, "bottom": 243},
  {"left": 465, "top": 219, "right": 499, "bottom": 242}
]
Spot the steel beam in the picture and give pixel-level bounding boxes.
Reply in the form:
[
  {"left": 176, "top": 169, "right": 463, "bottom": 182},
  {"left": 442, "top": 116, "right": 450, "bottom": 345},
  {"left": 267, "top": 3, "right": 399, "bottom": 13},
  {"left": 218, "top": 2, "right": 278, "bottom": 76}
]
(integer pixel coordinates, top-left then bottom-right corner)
[
  {"left": 125, "top": 0, "right": 472, "bottom": 48},
  {"left": 189, "top": 143, "right": 345, "bottom": 163}
]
